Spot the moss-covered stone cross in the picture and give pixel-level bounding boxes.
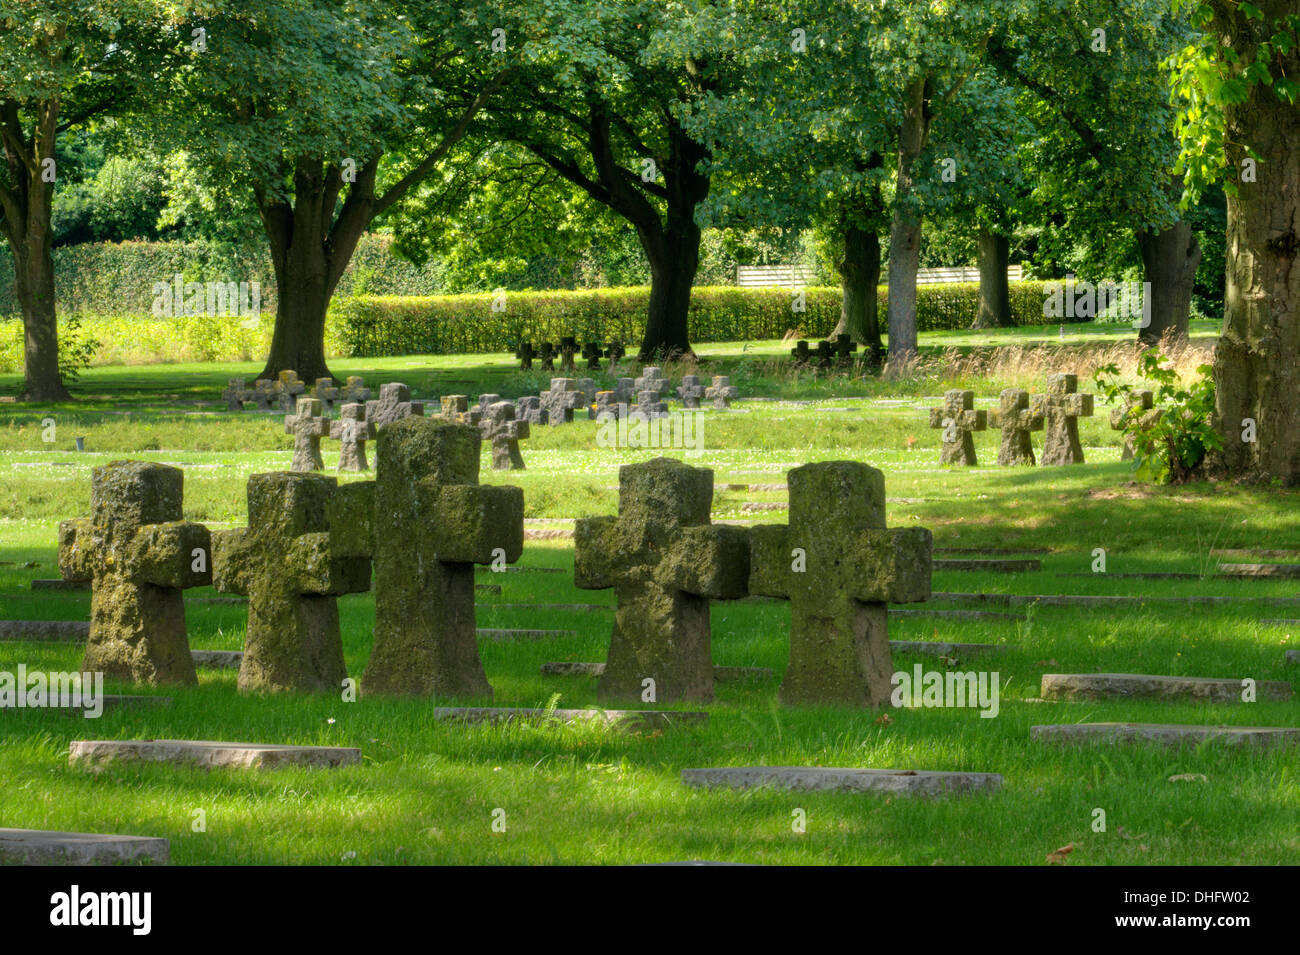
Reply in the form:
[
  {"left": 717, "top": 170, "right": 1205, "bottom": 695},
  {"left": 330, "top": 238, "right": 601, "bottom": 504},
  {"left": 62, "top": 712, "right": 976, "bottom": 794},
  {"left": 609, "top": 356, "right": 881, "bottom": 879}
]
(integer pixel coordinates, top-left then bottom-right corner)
[
  {"left": 1032, "top": 373, "right": 1094, "bottom": 465},
  {"left": 749, "top": 461, "right": 932, "bottom": 706},
  {"left": 362, "top": 417, "right": 524, "bottom": 698},
  {"left": 59, "top": 461, "right": 212, "bottom": 686},
  {"left": 989, "top": 388, "right": 1042, "bottom": 466},
  {"left": 928, "top": 389, "right": 986, "bottom": 465},
  {"left": 285, "top": 396, "right": 329, "bottom": 472},
  {"left": 575, "top": 458, "right": 750, "bottom": 704}
]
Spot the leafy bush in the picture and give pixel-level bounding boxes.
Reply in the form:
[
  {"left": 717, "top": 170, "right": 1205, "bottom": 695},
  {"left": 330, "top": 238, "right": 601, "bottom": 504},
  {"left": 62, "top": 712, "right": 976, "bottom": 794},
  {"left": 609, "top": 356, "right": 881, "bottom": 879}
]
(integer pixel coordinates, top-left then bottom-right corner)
[{"left": 1094, "top": 349, "right": 1221, "bottom": 484}]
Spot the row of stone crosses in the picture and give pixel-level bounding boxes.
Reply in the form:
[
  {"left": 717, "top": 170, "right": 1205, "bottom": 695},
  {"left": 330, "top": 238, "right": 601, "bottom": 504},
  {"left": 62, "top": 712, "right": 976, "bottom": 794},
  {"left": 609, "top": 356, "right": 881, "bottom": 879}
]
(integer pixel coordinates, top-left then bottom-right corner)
[
  {"left": 514, "top": 336, "right": 627, "bottom": 372},
  {"left": 232, "top": 368, "right": 741, "bottom": 476},
  {"left": 930, "top": 373, "right": 1158, "bottom": 466},
  {"left": 58, "top": 422, "right": 928, "bottom": 708}
]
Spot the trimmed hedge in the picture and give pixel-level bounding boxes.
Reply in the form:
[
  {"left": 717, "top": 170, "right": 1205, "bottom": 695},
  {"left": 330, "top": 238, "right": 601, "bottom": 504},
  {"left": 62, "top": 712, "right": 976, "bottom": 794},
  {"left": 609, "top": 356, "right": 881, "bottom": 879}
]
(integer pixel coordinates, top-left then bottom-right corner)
[
  {"left": 334, "top": 281, "right": 1073, "bottom": 357},
  {"left": 0, "top": 234, "right": 442, "bottom": 318}
]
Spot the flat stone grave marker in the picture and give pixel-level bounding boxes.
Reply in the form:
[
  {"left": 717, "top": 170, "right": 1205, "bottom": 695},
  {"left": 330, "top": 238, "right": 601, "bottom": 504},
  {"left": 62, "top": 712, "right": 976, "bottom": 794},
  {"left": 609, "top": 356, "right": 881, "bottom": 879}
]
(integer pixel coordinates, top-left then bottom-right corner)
[
  {"left": 681, "top": 766, "right": 1001, "bottom": 796},
  {"left": 890, "top": 609, "right": 1025, "bottom": 621},
  {"left": 1261, "top": 618, "right": 1300, "bottom": 625},
  {"left": 891, "top": 640, "right": 1005, "bottom": 656},
  {"left": 933, "top": 547, "right": 1050, "bottom": 555},
  {"left": 1287, "top": 650, "right": 1299, "bottom": 664},
  {"left": 69, "top": 739, "right": 361, "bottom": 770},
  {"left": 0, "top": 620, "right": 89, "bottom": 641},
  {"left": 1056, "top": 572, "right": 1203, "bottom": 580},
  {"left": 1040, "top": 673, "right": 1293, "bottom": 703},
  {"left": 476, "top": 628, "right": 576, "bottom": 641},
  {"left": 1030, "top": 723, "right": 1300, "bottom": 748},
  {"left": 431, "top": 707, "right": 708, "bottom": 732},
  {"left": 474, "top": 565, "right": 564, "bottom": 574},
  {"left": 933, "top": 558, "right": 1040, "bottom": 573},
  {"left": 475, "top": 584, "right": 502, "bottom": 595},
  {"left": 488, "top": 603, "right": 609, "bottom": 612},
  {"left": 30, "top": 579, "right": 90, "bottom": 591},
  {"left": 1218, "top": 562, "right": 1300, "bottom": 578},
  {"left": 541, "top": 662, "right": 771, "bottom": 681},
  {"left": 191, "top": 650, "right": 243, "bottom": 669},
  {"left": 0, "top": 828, "right": 170, "bottom": 865},
  {"left": 1212, "top": 548, "right": 1300, "bottom": 560}
]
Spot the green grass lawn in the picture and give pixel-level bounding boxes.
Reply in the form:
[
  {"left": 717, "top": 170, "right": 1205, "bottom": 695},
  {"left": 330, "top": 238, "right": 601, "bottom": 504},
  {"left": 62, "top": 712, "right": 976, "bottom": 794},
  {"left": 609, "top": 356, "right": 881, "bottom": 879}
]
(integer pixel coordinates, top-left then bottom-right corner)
[{"left": 4, "top": 339, "right": 1299, "bottom": 866}]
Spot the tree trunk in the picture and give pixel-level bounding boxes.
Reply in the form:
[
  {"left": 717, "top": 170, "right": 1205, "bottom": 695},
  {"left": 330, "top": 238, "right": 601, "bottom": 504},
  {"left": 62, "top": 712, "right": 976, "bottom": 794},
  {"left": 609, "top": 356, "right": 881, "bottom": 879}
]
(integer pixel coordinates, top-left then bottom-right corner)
[
  {"left": 971, "top": 228, "right": 1013, "bottom": 329},
  {"left": 886, "top": 77, "right": 932, "bottom": 361},
  {"left": 1209, "top": 0, "right": 1300, "bottom": 481},
  {"left": 13, "top": 232, "right": 68, "bottom": 401},
  {"left": 1136, "top": 221, "right": 1200, "bottom": 345},
  {"left": 832, "top": 220, "right": 883, "bottom": 356},
  {"left": 640, "top": 223, "right": 701, "bottom": 361}
]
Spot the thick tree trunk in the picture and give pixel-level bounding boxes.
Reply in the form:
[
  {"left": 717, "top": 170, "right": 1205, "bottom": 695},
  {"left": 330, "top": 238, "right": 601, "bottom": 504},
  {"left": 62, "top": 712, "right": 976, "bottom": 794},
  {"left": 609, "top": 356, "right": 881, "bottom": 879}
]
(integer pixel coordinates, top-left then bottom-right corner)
[
  {"left": 260, "top": 257, "right": 334, "bottom": 383},
  {"left": 886, "top": 78, "right": 932, "bottom": 361},
  {"left": 13, "top": 235, "right": 68, "bottom": 401},
  {"left": 1136, "top": 221, "right": 1200, "bottom": 345},
  {"left": 832, "top": 221, "right": 883, "bottom": 356},
  {"left": 971, "top": 228, "right": 1013, "bottom": 329},
  {"left": 1209, "top": 0, "right": 1300, "bottom": 481},
  {"left": 641, "top": 224, "right": 700, "bottom": 360}
]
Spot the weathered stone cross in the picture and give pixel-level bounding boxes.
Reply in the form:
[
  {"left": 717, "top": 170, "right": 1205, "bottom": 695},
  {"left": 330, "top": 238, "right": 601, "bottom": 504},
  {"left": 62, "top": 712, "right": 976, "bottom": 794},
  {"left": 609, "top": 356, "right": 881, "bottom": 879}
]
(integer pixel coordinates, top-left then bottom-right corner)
[
  {"left": 479, "top": 401, "right": 528, "bottom": 470},
  {"left": 582, "top": 340, "right": 603, "bottom": 370},
  {"left": 1110, "top": 389, "right": 1155, "bottom": 460},
  {"left": 634, "top": 366, "right": 670, "bottom": 399},
  {"left": 363, "top": 417, "right": 523, "bottom": 698},
  {"left": 749, "top": 461, "right": 932, "bottom": 706},
  {"left": 574, "top": 457, "right": 750, "bottom": 704},
  {"left": 59, "top": 461, "right": 212, "bottom": 686},
  {"left": 928, "top": 389, "right": 987, "bottom": 465},
  {"left": 515, "top": 341, "right": 536, "bottom": 370},
  {"left": 365, "top": 382, "right": 424, "bottom": 429},
  {"left": 539, "top": 378, "right": 586, "bottom": 425},
  {"left": 677, "top": 375, "right": 705, "bottom": 409},
  {"left": 989, "top": 388, "right": 1043, "bottom": 466},
  {"left": 212, "top": 471, "right": 373, "bottom": 693},
  {"left": 558, "top": 336, "right": 578, "bottom": 372},
  {"left": 311, "top": 377, "right": 342, "bottom": 413},
  {"left": 704, "top": 375, "right": 739, "bottom": 410},
  {"left": 537, "top": 342, "right": 556, "bottom": 372},
  {"left": 1032, "top": 373, "right": 1094, "bottom": 465},
  {"left": 274, "top": 370, "right": 306, "bottom": 412},
  {"left": 604, "top": 341, "right": 626, "bottom": 370},
  {"left": 285, "top": 397, "right": 329, "bottom": 472},
  {"left": 223, "top": 378, "right": 251, "bottom": 411},
  {"left": 329, "top": 403, "right": 375, "bottom": 472},
  {"left": 439, "top": 395, "right": 480, "bottom": 426}
]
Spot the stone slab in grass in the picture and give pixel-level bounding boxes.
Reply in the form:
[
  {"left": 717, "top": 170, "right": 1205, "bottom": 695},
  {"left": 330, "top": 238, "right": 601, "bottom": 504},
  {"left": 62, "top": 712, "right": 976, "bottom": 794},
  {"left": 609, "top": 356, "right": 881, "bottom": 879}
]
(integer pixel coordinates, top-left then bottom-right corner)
[
  {"left": 681, "top": 766, "right": 1001, "bottom": 795},
  {"left": 1040, "top": 673, "right": 1293, "bottom": 703},
  {"left": 890, "top": 609, "right": 1025, "bottom": 621},
  {"left": 1260, "top": 619, "right": 1300, "bottom": 625},
  {"left": 0, "top": 620, "right": 88, "bottom": 641},
  {"left": 0, "top": 828, "right": 169, "bottom": 865},
  {"left": 476, "top": 628, "right": 577, "bottom": 641},
  {"left": 891, "top": 640, "right": 1005, "bottom": 656},
  {"left": 541, "top": 661, "right": 772, "bottom": 681},
  {"left": 1286, "top": 650, "right": 1299, "bottom": 664},
  {"left": 474, "top": 566, "right": 564, "bottom": 575},
  {"left": 490, "top": 603, "right": 611, "bottom": 612},
  {"left": 930, "top": 591, "right": 1300, "bottom": 608},
  {"left": 30, "top": 579, "right": 89, "bottom": 591},
  {"left": 69, "top": 739, "right": 361, "bottom": 770},
  {"left": 933, "top": 547, "right": 1049, "bottom": 555},
  {"left": 475, "top": 584, "right": 503, "bottom": 595},
  {"left": 187, "top": 596, "right": 248, "bottom": 605},
  {"left": 1030, "top": 722, "right": 1300, "bottom": 748},
  {"left": 1056, "top": 572, "right": 1204, "bottom": 580},
  {"left": 1212, "top": 548, "right": 1300, "bottom": 560},
  {"left": 191, "top": 650, "right": 243, "bottom": 669},
  {"left": 1218, "top": 563, "right": 1300, "bottom": 578},
  {"left": 431, "top": 706, "right": 707, "bottom": 731},
  {"left": 740, "top": 502, "right": 787, "bottom": 513},
  {"left": 932, "top": 559, "right": 1040, "bottom": 573}
]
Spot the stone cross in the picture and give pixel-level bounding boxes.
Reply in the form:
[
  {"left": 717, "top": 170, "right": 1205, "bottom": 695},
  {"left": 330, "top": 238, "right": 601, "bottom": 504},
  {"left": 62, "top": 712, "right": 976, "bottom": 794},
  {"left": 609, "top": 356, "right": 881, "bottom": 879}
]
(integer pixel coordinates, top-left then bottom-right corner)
[
  {"left": 479, "top": 401, "right": 528, "bottom": 470},
  {"left": 1032, "top": 373, "right": 1094, "bottom": 465},
  {"left": 677, "top": 375, "right": 705, "bottom": 409},
  {"left": 439, "top": 395, "right": 480, "bottom": 426},
  {"left": 634, "top": 366, "right": 670, "bottom": 399},
  {"left": 989, "top": 388, "right": 1042, "bottom": 466},
  {"left": 58, "top": 461, "right": 211, "bottom": 686},
  {"left": 515, "top": 341, "right": 535, "bottom": 370},
  {"left": 223, "top": 379, "right": 250, "bottom": 411},
  {"left": 582, "top": 340, "right": 603, "bottom": 370},
  {"left": 593, "top": 390, "right": 625, "bottom": 420},
  {"left": 928, "top": 390, "right": 987, "bottom": 466},
  {"left": 311, "top": 377, "right": 342, "bottom": 413},
  {"left": 275, "top": 370, "right": 306, "bottom": 412},
  {"left": 285, "top": 397, "right": 329, "bottom": 472},
  {"left": 212, "top": 472, "right": 373, "bottom": 693},
  {"left": 831, "top": 334, "right": 857, "bottom": 365},
  {"left": 605, "top": 341, "right": 626, "bottom": 370},
  {"left": 705, "top": 375, "right": 739, "bottom": 410},
  {"left": 340, "top": 376, "right": 370, "bottom": 405},
  {"left": 329, "top": 403, "right": 375, "bottom": 472},
  {"left": 539, "top": 378, "right": 586, "bottom": 425},
  {"left": 814, "top": 340, "right": 834, "bottom": 369},
  {"left": 1110, "top": 389, "right": 1154, "bottom": 460},
  {"left": 613, "top": 377, "right": 637, "bottom": 405},
  {"left": 632, "top": 390, "right": 669, "bottom": 420},
  {"left": 750, "top": 461, "right": 932, "bottom": 706},
  {"left": 477, "top": 393, "right": 502, "bottom": 415},
  {"left": 250, "top": 379, "right": 277, "bottom": 411},
  {"left": 366, "top": 382, "right": 424, "bottom": 429},
  {"left": 538, "top": 342, "right": 556, "bottom": 372},
  {"left": 790, "top": 340, "right": 811, "bottom": 365},
  {"left": 515, "top": 395, "right": 547, "bottom": 426},
  {"left": 575, "top": 457, "right": 750, "bottom": 703},
  {"left": 558, "top": 336, "right": 578, "bottom": 372},
  {"left": 363, "top": 417, "right": 524, "bottom": 698}
]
